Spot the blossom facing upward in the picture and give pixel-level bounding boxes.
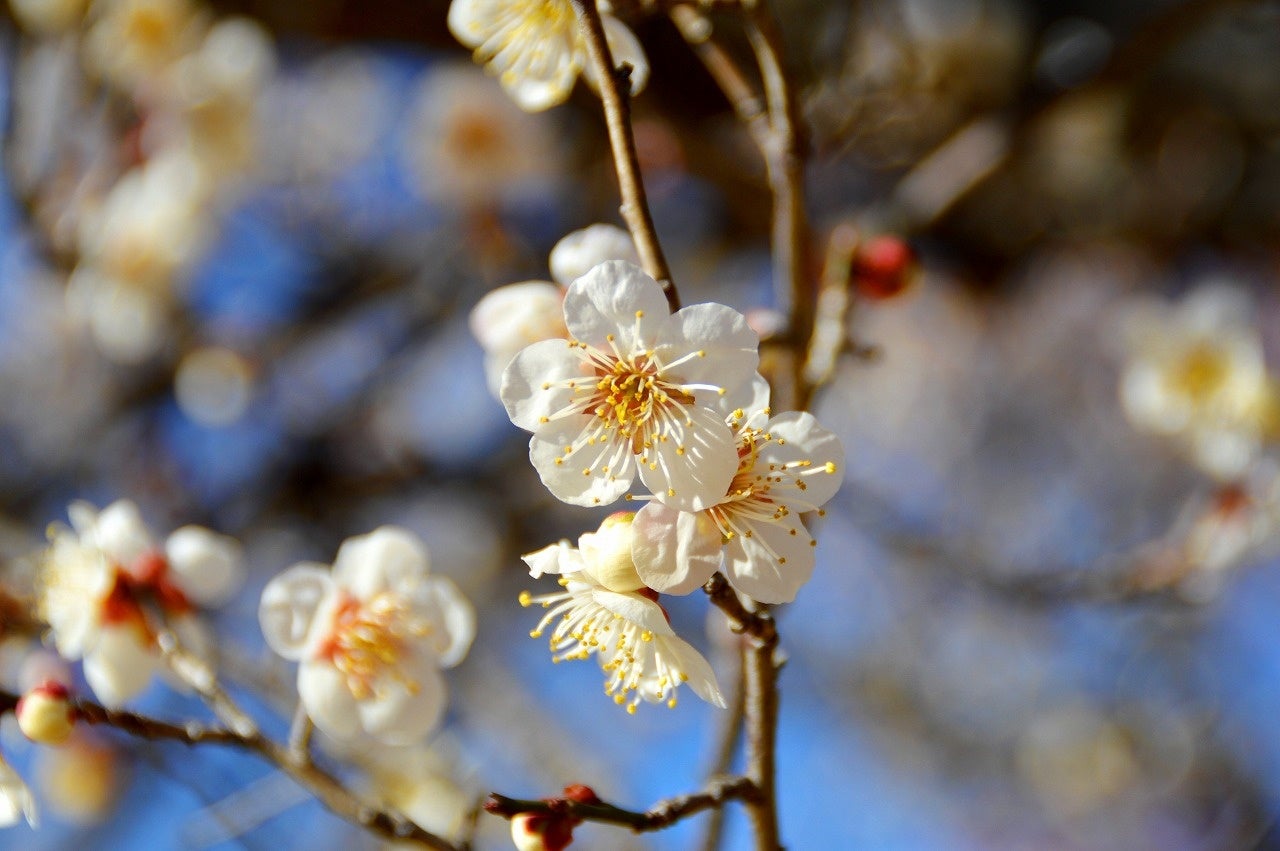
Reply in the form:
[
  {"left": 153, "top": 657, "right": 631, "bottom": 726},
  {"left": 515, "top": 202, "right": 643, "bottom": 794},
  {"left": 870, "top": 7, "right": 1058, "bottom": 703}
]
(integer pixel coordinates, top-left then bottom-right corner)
[
  {"left": 447, "top": 0, "right": 648, "bottom": 112},
  {"left": 259, "top": 527, "right": 475, "bottom": 745},
  {"left": 38, "top": 500, "right": 243, "bottom": 707},
  {"left": 501, "top": 260, "right": 759, "bottom": 511},
  {"left": 521, "top": 513, "right": 725, "bottom": 713},
  {"left": 1120, "top": 285, "right": 1279, "bottom": 479},
  {"left": 632, "top": 382, "right": 845, "bottom": 603}
]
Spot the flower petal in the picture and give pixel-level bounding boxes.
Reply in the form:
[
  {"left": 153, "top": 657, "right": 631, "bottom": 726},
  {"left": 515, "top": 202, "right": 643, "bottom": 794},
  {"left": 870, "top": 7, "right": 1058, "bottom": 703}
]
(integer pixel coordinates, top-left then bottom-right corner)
[
  {"left": 654, "top": 302, "right": 759, "bottom": 392},
  {"left": 529, "top": 417, "right": 635, "bottom": 507},
  {"left": 298, "top": 659, "right": 361, "bottom": 741},
  {"left": 0, "top": 761, "right": 36, "bottom": 828},
  {"left": 639, "top": 404, "right": 738, "bottom": 512},
  {"left": 93, "top": 500, "right": 154, "bottom": 567},
  {"left": 581, "top": 14, "right": 649, "bottom": 96},
  {"left": 259, "top": 563, "right": 335, "bottom": 660},
  {"left": 758, "top": 411, "right": 846, "bottom": 510},
  {"left": 660, "top": 634, "right": 725, "bottom": 708},
  {"left": 591, "top": 588, "right": 673, "bottom": 636},
  {"left": 332, "top": 526, "right": 430, "bottom": 600},
  {"left": 356, "top": 654, "right": 447, "bottom": 744},
  {"left": 632, "top": 502, "right": 722, "bottom": 595},
  {"left": 500, "top": 338, "right": 588, "bottom": 432},
  {"left": 410, "top": 576, "right": 476, "bottom": 669},
  {"left": 469, "top": 281, "right": 565, "bottom": 353},
  {"left": 562, "top": 260, "right": 668, "bottom": 350},
  {"left": 724, "top": 516, "right": 814, "bottom": 604},
  {"left": 549, "top": 224, "right": 638, "bottom": 287},
  {"left": 165, "top": 525, "right": 244, "bottom": 607},
  {"left": 83, "top": 626, "right": 159, "bottom": 708},
  {"left": 522, "top": 539, "right": 583, "bottom": 577}
]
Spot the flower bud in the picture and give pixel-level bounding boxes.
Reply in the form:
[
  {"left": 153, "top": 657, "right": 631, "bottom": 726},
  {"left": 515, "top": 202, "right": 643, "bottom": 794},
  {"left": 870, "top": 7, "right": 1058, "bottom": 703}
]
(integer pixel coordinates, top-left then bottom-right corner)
[
  {"left": 578, "top": 512, "right": 645, "bottom": 593},
  {"left": 17, "top": 681, "right": 75, "bottom": 746},
  {"left": 510, "top": 812, "right": 576, "bottom": 851},
  {"left": 852, "top": 234, "right": 918, "bottom": 300}
]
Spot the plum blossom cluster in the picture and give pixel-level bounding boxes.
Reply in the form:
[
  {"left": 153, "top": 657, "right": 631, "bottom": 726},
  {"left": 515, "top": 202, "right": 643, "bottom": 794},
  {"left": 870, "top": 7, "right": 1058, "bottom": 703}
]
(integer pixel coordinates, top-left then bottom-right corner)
[
  {"left": 487, "top": 258, "right": 845, "bottom": 711},
  {"left": 259, "top": 527, "right": 475, "bottom": 745},
  {"left": 37, "top": 499, "right": 243, "bottom": 707}
]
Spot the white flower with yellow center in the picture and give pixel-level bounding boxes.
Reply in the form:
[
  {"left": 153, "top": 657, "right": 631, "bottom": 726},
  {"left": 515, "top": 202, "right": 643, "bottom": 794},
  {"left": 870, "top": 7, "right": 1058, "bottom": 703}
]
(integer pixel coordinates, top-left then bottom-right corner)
[
  {"left": 501, "top": 260, "right": 759, "bottom": 511},
  {"left": 38, "top": 500, "right": 243, "bottom": 707},
  {"left": 258, "top": 527, "right": 475, "bottom": 745},
  {"left": 447, "top": 0, "right": 649, "bottom": 112},
  {"left": 632, "top": 381, "right": 845, "bottom": 604},
  {"left": 1120, "top": 285, "right": 1278, "bottom": 479},
  {"left": 520, "top": 513, "right": 725, "bottom": 714},
  {"left": 471, "top": 224, "right": 639, "bottom": 394}
]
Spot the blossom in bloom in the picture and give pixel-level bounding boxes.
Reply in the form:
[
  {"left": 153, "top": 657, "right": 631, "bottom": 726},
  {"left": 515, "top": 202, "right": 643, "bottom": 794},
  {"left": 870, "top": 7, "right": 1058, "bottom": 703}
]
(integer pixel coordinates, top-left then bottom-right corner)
[
  {"left": 521, "top": 513, "right": 725, "bottom": 713},
  {"left": 1120, "top": 285, "right": 1278, "bottom": 479},
  {"left": 632, "top": 380, "right": 845, "bottom": 603},
  {"left": 471, "top": 224, "right": 638, "bottom": 393},
  {"left": 501, "top": 260, "right": 759, "bottom": 510},
  {"left": 448, "top": 0, "right": 648, "bottom": 112},
  {"left": 258, "top": 527, "right": 475, "bottom": 745},
  {"left": 38, "top": 500, "right": 243, "bottom": 707},
  {"left": 0, "top": 757, "right": 37, "bottom": 828},
  {"left": 83, "top": 0, "right": 205, "bottom": 92}
]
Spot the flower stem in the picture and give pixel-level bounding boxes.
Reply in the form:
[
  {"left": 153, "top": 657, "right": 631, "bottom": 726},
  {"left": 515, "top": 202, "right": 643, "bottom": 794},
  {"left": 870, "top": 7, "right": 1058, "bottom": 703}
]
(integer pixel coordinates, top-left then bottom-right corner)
[{"left": 572, "top": 0, "right": 679, "bottom": 311}]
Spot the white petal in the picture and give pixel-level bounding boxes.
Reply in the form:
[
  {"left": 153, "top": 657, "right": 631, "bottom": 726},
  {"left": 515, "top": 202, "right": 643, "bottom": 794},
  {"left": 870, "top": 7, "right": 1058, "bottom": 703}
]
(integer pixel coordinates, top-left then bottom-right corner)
[
  {"left": 410, "top": 576, "right": 476, "bottom": 669},
  {"left": 660, "top": 634, "right": 725, "bottom": 708},
  {"left": 164, "top": 526, "right": 244, "bottom": 607},
  {"left": 500, "top": 66, "right": 580, "bottom": 112},
  {"left": 332, "top": 526, "right": 430, "bottom": 600},
  {"left": 581, "top": 15, "right": 649, "bottom": 96},
  {"left": 0, "top": 761, "right": 35, "bottom": 828},
  {"left": 632, "top": 502, "right": 722, "bottom": 595},
  {"left": 500, "top": 338, "right": 587, "bottom": 432},
  {"left": 521, "top": 540, "right": 583, "bottom": 577},
  {"left": 445, "top": 0, "right": 491, "bottom": 48},
  {"left": 549, "top": 224, "right": 638, "bottom": 286},
  {"left": 591, "top": 588, "right": 673, "bottom": 636},
  {"left": 83, "top": 626, "right": 159, "bottom": 707},
  {"left": 639, "top": 405, "right": 738, "bottom": 512},
  {"left": 562, "top": 261, "right": 668, "bottom": 350},
  {"left": 529, "top": 418, "right": 635, "bottom": 507},
  {"left": 758, "top": 411, "right": 846, "bottom": 510},
  {"left": 654, "top": 302, "right": 759, "bottom": 391},
  {"left": 717, "top": 373, "right": 772, "bottom": 423},
  {"left": 298, "top": 660, "right": 361, "bottom": 741},
  {"left": 356, "top": 655, "right": 447, "bottom": 745},
  {"left": 469, "top": 281, "right": 565, "bottom": 353},
  {"left": 259, "top": 564, "right": 335, "bottom": 661},
  {"left": 93, "top": 500, "right": 154, "bottom": 567},
  {"left": 724, "top": 516, "right": 814, "bottom": 604}
]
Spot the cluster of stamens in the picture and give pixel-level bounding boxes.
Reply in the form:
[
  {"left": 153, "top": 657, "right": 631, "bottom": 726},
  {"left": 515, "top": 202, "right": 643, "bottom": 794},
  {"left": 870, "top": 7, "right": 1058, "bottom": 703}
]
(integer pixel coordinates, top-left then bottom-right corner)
[{"left": 321, "top": 592, "right": 431, "bottom": 701}]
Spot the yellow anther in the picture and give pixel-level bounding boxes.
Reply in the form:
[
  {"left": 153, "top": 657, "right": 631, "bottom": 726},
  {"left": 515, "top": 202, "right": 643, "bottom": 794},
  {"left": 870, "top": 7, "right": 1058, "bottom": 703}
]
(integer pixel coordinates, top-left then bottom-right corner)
[{"left": 519, "top": 591, "right": 533, "bottom": 607}]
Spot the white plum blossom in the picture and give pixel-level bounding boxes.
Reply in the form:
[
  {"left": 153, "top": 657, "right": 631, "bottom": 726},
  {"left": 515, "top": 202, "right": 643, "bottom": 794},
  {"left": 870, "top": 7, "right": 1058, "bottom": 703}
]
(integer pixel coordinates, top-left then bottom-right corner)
[
  {"left": 0, "top": 757, "right": 36, "bottom": 828},
  {"left": 501, "top": 260, "right": 759, "bottom": 510},
  {"left": 632, "top": 380, "right": 845, "bottom": 603},
  {"left": 258, "top": 527, "right": 475, "bottom": 745},
  {"left": 521, "top": 513, "right": 725, "bottom": 713},
  {"left": 1120, "top": 285, "right": 1278, "bottom": 479},
  {"left": 447, "top": 0, "right": 649, "bottom": 112},
  {"left": 470, "top": 224, "right": 638, "bottom": 393},
  {"left": 38, "top": 500, "right": 242, "bottom": 707},
  {"left": 83, "top": 0, "right": 206, "bottom": 92}
]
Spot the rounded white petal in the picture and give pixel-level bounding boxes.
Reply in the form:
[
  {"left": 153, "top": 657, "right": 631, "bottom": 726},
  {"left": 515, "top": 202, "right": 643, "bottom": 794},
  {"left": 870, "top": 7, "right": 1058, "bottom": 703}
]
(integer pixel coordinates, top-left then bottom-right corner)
[
  {"left": 758, "top": 411, "right": 846, "bottom": 510},
  {"left": 590, "top": 588, "right": 673, "bottom": 636},
  {"left": 658, "top": 634, "right": 725, "bottom": 708},
  {"left": 581, "top": 14, "right": 649, "bottom": 96},
  {"left": 1120, "top": 364, "right": 1187, "bottom": 434},
  {"left": 83, "top": 626, "right": 159, "bottom": 708},
  {"left": 164, "top": 526, "right": 244, "bottom": 607},
  {"left": 654, "top": 302, "right": 759, "bottom": 391},
  {"left": 639, "top": 405, "right": 738, "bottom": 512},
  {"left": 298, "top": 659, "right": 361, "bottom": 741},
  {"left": 410, "top": 576, "right": 476, "bottom": 669},
  {"left": 355, "top": 656, "right": 447, "bottom": 745},
  {"left": 549, "top": 224, "right": 638, "bottom": 286},
  {"left": 445, "top": 0, "right": 490, "bottom": 48},
  {"left": 717, "top": 373, "right": 772, "bottom": 424},
  {"left": 632, "top": 502, "right": 723, "bottom": 595},
  {"left": 469, "top": 281, "right": 565, "bottom": 353},
  {"left": 521, "top": 540, "right": 583, "bottom": 577},
  {"left": 529, "top": 419, "right": 636, "bottom": 507},
  {"left": 0, "top": 761, "right": 36, "bottom": 828},
  {"left": 500, "top": 68, "right": 580, "bottom": 112},
  {"left": 724, "top": 516, "right": 815, "bottom": 604},
  {"left": 500, "top": 338, "right": 588, "bottom": 432},
  {"left": 258, "top": 564, "right": 335, "bottom": 661},
  {"left": 93, "top": 500, "right": 154, "bottom": 567},
  {"left": 562, "top": 261, "right": 669, "bottom": 350},
  {"left": 332, "top": 526, "right": 430, "bottom": 600}
]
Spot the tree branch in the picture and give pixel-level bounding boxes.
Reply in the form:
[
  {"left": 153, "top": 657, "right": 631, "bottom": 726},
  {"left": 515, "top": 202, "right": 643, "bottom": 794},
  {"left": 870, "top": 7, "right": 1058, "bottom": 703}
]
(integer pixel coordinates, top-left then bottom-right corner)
[{"left": 572, "top": 0, "right": 679, "bottom": 310}]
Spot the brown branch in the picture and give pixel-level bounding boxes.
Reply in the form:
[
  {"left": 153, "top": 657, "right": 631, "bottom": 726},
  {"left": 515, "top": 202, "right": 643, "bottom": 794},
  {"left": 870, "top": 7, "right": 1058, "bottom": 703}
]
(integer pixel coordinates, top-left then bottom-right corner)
[
  {"left": 698, "top": 644, "right": 746, "bottom": 851},
  {"left": 484, "top": 775, "right": 759, "bottom": 832},
  {"left": 572, "top": 0, "right": 678, "bottom": 311},
  {"left": 668, "top": 5, "right": 771, "bottom": 151},
  {"left": 287, "top": 703, "right": 313, "bottom": 767}
]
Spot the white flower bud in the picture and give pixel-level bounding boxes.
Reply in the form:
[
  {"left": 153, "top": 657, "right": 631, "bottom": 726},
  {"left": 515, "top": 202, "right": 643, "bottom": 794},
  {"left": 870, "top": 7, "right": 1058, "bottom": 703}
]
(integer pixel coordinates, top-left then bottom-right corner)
[{"left": 578, "top": 512, "right": 645, "bottom": 593}]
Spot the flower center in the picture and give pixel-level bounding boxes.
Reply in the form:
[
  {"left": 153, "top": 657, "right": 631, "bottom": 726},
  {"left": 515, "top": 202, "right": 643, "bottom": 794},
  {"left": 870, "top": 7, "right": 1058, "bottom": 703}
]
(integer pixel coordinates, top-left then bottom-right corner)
[
  {"left": 322, "top": 592, "right": 430, "bottom": 701},
  {"left": 573, "top": 343, "right": 695, "bottom": 451},
  {"left": 1171, "top": 343, "right": 1229, "bottom": 402}
]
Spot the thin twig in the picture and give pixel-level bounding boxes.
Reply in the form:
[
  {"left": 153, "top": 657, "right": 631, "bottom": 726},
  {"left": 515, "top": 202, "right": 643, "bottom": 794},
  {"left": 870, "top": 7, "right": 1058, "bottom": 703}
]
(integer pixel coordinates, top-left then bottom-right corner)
[
  {"left": 668, "top": 5, "right": 770, "bottom": 151},
  {"left": 484, "top": 775, "right": 759, "bottom": 832},
  {"left": 287, "top": 703, "right": 313, "bottom": 767},
  {"left": 698, "top": 645, "right": 746, "bottom": 851},
  {"left": 572, "top": 0, "right": 678, "bottom": 310}
]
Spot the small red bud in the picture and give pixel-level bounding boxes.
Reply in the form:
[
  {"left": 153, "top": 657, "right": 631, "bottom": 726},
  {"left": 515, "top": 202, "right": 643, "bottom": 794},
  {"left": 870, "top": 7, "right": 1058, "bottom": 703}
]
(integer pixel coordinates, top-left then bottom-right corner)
[
  {"left": 561, "top": 784, "right": 600, "bottom": 805},
  {"left": 852, "top": 235, "right": 918, "bottom": 300},
  {"left": 17, "top": 680, "right": 76, "bottom": 745}
]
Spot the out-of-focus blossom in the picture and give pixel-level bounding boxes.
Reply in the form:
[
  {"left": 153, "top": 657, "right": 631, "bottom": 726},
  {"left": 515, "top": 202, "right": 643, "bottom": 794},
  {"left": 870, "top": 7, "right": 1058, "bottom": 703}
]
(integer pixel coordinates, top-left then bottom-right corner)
[
  {"left": 16, "top": 681, "right": 76, "bottom": 746},
  {"left": 258, "top": 527, "right": 475, "bottom": 745},
  {"left": 520, "top": 514, "right": 725, "bottom": 713},
  {"left": 633, "top": 381, "right": 845, "bottom": 604},
  {"left": 471, "top": 224, "right": 637, "bottom": 393},
  {"left": 83, "top": 0, "right": 205, "bottom": 92},
  {"left": 1120, "top": 285, "right": 1278, "bottom": 479},
  {"left": 448, "top": 0, "right": 648, "bottom": 112},
  {"left": 359, "top": 743, "right": 472, "bottom": 843},
  {"left": 401, "top": 62, "right": 561, "bottom": 209},
  {"left": 501, "top": 261, "right": 759, "bottom": 510},
  {"left": 0, "top": 756, "right": 37, "bottom": 828},
  {"left": 8, "top": 0, "right": 88, "bottom": 33},
  {"left": 38, "top": 499, "right": 243, "bottom": 707},
  {"left": 34, "top": 731, "right": 117, "bottom": 825}
]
